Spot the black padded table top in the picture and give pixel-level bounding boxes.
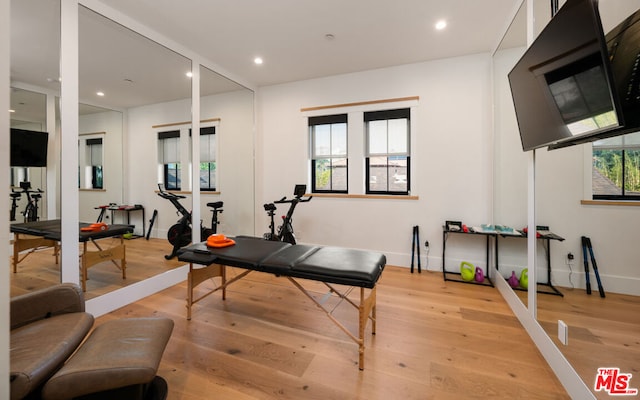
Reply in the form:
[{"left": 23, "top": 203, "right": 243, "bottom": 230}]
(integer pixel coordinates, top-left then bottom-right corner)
[
  {"left": 179, "top": 236, "right": 386, "bottom": 288},
  {"left": 11, "top": 219, "right": 134, "bottom": 242}
]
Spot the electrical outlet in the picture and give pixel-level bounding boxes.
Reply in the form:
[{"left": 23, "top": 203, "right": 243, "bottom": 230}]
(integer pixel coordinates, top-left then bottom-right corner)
[
  {"left": 558, "top": 320, "right": 568, "bottom": 345},
  {"left": 566, "top": 252, "right": 574, "bottom": 265}
]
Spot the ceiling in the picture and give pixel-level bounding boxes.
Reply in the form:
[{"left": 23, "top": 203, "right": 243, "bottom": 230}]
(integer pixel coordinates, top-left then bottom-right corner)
[
  {"left": 10, "top": 0, "right": 521, "bottom": 114},
  {"left": 99, "top": 0, "right": 521, "bottom": 87}
]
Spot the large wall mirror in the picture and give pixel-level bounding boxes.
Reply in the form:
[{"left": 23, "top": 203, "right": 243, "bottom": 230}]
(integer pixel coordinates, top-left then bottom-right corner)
[
  {"left": 78, "top": 4, "right": 193, "bottom": 299},
  {"left": 492, "top": 0, "right": 529, "bottom": 306},
  {"left": 9, "top": 0, "right": 61, "bottom": 296},
  {"left": 199, "top": 65, "right": 255, "bottom": 238},
  {"left": 494, "top": 0, "right": 640, "bottom": 397},
  {"left": 9, "top": 0, "right": 255, "bottom": 307}
]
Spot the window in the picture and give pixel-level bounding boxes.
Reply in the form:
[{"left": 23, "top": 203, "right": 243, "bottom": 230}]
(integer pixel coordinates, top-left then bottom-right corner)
[
  {"left": 86, "top": 138, "right": 103, "bottom": 189},
  {"left": 365, "top": 108, "right": 410, "bottom": 195},
  {"left": 197, "top": 126, "right": 217, "bottom": 191},
  {"left": 309, "top": 114, "right": 348, "bottom": 193},
  {"left": 158, "top": 130, "right": 181, "bottom": 190},
  {"left": 592, "top": 132, "right": 640, "bottom": 200},
  {"left": 78, "top": 135, "right": 104, "bottom": 190}
]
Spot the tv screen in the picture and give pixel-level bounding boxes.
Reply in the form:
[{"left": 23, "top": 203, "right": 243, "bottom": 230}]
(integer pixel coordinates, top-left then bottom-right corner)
[
  {"left": 10, "top": 128, "right": 49, "bottom": 167},
  {"left": 508, "top": 0, "right": 626, "bottom": 151}
]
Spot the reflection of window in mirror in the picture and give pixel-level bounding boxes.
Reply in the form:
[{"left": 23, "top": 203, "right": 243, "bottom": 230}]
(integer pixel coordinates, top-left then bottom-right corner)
[
  {"left": 157, "top": 130, "right": 182, "bottom": 190},
  {"left": 79, "top": 133, "right": 105, "bottom": 190},
  {"left": 195, "top": 125, "right": 217, "bottom": 192},
  {"left": 10, "top": 167, "right": 29, "bottom": 188},
  {"left": 592, "top": 132, "right": 640, "bottom": 199}
]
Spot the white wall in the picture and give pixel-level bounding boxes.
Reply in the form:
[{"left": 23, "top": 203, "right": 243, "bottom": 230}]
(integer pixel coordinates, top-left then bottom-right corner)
[{"left": 256, "top": 54, "right": 495, "bottom": 269}]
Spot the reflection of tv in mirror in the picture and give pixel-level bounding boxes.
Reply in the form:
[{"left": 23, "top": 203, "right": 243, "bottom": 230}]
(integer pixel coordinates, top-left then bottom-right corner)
[
  {"left": 508, "top": 0, "right": 640, "bottom": 151},
  {"left": 606, "top": 8, "right": 640, "bottom": 131},
  {"left": 10, "top": 128, "right": 49, "bottom": 167}
]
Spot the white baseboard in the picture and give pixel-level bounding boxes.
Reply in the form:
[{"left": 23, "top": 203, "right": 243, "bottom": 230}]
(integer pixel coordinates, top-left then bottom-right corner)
[{"left": 86, "top": 264, "right": 189, "bottom": 317}]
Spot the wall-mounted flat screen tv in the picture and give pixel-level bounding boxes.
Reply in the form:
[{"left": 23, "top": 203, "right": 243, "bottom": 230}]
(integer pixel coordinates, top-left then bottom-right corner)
[
  {"left": 10, "top": 128, "right": 49, "bottom": 167},
  {"left": 509, "top": 0, "right": 640, "bottom": 151}
]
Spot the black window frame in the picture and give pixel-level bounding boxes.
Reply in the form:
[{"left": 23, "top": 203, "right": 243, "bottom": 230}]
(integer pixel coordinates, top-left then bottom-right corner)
[
  {"left": 309, "top": 114, "right": 349, "bottom": 194},
  {"left": 364, "top": 108, "right": 411, "bottom": 195},
  {"left": 592, "top": 146, "right": 640, "bottom": 201},
  {"left": 86, "top": 138, "right": 103, "bottom": 189},
  {"left": 191, "top": 126, "right": 217, "bottom": 192},
  {"left": 158, "top": 130, "right": 181, "bottom": 191}
]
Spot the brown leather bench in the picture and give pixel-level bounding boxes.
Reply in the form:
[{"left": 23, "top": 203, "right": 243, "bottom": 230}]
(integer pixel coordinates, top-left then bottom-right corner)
[
  {"left": 41, "top": 317, "right": 173, "bottom": 400},
  {"left": 10, "top": 284, "right": 173, "bottom": 400}
]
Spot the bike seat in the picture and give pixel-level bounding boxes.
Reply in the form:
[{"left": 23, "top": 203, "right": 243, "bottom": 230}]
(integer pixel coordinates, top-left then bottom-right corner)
[
  {"left": 207, "top": 201, "right": 223, "bottom": 209},
  {"left": 10, "top": 193, "right": 21, "bottom": 199},
  {"left": 31, "top": 193, "right": 42, "bottom": 199}
]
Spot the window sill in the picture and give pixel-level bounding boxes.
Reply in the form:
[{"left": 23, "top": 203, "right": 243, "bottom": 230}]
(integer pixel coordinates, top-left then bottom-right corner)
[
  {"left": 310, "top": 193, "right": 419, "bottom": 200},
  {"left": 581, "top": 199, "right": 640, "bottom": 207}
]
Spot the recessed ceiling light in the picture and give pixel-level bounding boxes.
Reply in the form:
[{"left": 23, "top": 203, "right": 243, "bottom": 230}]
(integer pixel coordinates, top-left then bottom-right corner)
[
  {"left": 254, "top": 57, "right": 263, "bottom": 65},
  {"left": 325, "top": 33, "right": 335, "bottom": 41},
  {"left": 435, "top": 20, "right": 447, "bottom": 30},
  {"left": 96, "top": 91, "right": 105, "bottom": 97},
  {"left": 9, "top": 109, "right": 15, "bottom": 113},
  {"left": 186, "top": 71, "right": 193, "bottom": 78}
]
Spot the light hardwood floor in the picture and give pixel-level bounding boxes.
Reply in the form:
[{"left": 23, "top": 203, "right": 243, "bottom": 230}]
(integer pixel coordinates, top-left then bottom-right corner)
[
  {"left": 521, "top": 288, "right": 640, "bottom": 400},
  {"left": 11, "top": 239, "right": 637, "bottom": 399},
  {"left": 9, "top": 237, "right": 184, "bottom": 299}
]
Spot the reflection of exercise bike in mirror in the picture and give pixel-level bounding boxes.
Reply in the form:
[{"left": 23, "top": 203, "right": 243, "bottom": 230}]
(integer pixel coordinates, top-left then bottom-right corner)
[
  {"left": 15, "top": 182, "right": 44, "bottom": 222},
  {"left": 10, "top": 189, "right": 21, "bottom": 222},
  {"left": 157, "top": 184, "right": 223, "bottom": 259},
  {"left": 263, "top": 184, "right": 312, "bottom": 245}
]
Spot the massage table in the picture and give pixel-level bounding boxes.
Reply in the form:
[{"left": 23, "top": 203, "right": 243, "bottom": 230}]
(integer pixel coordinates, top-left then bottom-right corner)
[
  {"left": 10, "top": 219, "right": 134, "bottom": 291},
  {"left": 177, "top": 236, "right": 386, "bottom": 370}
]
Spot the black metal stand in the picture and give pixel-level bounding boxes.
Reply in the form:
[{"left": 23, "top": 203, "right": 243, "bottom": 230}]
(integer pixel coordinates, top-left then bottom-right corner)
[
  {"left": 581, "top": 236, "right": 605, "bottom": 298},
  {"left": 411, "top": 225, "right": 421, "bottom": 273}
]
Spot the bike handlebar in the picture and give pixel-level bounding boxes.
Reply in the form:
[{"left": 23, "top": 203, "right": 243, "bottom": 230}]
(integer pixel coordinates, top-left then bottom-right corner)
[
  {"left": 15, "top": 187, "right": 43, "bottom": 194},
  {"left": 273, "top": 195, "right": 312, "bottom": 204},
  {"left": 157, "top": 184, "right": 186, "bottom": 199}
]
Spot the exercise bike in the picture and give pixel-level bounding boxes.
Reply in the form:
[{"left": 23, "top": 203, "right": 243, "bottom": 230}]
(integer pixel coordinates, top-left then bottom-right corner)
[
  {"left": 17, "top": 181, "right": 44, "bottom": 223},
  {"left": 263, "top": 184, "right": 312, "bottom": 245},
  {"left": 156, "top": 183, "right": 223, "bottom": 259}
]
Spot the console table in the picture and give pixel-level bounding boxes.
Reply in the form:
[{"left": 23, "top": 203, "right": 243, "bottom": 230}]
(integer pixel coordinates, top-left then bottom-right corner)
[
  {"left": 96, "top": 204, "right": 145, "bottom": 237},
  {"left": 442, "top": 224, "right": 564, "bottom": 296}
]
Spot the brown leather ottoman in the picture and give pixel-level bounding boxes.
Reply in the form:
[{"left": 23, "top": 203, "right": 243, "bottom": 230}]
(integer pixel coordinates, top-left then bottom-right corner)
[{"left": 41, "top": 317, "right": 173, "bottom": 400}]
